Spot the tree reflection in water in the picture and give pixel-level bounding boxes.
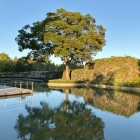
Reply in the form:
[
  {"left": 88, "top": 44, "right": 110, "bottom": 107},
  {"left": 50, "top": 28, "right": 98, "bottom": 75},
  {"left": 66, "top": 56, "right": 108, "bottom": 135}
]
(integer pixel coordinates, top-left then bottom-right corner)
[{"left": 14, "top": 90, "right": 105, "bottom": 140}]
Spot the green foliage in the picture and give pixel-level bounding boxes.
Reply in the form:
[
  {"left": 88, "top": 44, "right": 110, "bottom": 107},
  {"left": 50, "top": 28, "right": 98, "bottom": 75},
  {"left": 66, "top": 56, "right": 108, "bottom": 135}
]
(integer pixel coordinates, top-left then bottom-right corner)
[
  {"left": 92, "top": 56, "right": 139, "bottom": 83},
  {"left": 57, "top": 64, "right": 66, "bottom": 71},
  {"left": 14, "top": 57, "right": 33, "bottom": 72},
  {"left": 0, "top": 52, "right": 10, "bottom": 61},
  {"left": 46, "top": 79, "right": 84, "bottom": 83},
  {"left": 56, "top": 56, "right": 140, "bottom": 83},
  {"left": 15, "top": 8, "right": 106, "bottom": 79},
  {"left": 44, "top": 8, "right": 106, "bottom": 65},
  {"left": 57, "top": 63, "right": 84, "bottom": 71},
  {"left": 30, "top": 62, "right": 56, "bottom": 71},
  {"left": 15, "top": 20, "right": 52, "bottom": 61},
  {"left": 0, "top": 52, "right": 14, "bottom": 74},
  {"left": 13, "top": 56, "right": 18, "bottom": 63},
  {"left": 112, "top": 79, "right": 140, "bottom": 88},
  {"left": 0, "top": 60, "right": 14, "bottom": 74}
]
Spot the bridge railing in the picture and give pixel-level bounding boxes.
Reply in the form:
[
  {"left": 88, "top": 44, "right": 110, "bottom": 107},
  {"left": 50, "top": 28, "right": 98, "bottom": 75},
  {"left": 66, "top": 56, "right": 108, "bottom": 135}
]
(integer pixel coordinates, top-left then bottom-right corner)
[{"left": 0, "top": 80, "right": 34, "bottom": 91}]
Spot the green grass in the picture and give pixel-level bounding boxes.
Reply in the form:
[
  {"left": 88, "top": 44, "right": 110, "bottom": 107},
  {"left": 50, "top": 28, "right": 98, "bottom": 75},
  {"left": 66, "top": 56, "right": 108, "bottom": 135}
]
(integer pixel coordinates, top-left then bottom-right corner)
[
  {"left": 44, "top": 79, "right": 84, "bottom": 83},
  {"left": 45, "top": 78, "right": 140, "bottom": 88}
]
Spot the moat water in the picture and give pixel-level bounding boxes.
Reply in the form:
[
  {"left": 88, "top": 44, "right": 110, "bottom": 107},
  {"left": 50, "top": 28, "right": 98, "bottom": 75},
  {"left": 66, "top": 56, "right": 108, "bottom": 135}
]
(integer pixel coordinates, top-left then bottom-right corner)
[{"left": 0, "top": 84, "right": 140, "bottom": 140}]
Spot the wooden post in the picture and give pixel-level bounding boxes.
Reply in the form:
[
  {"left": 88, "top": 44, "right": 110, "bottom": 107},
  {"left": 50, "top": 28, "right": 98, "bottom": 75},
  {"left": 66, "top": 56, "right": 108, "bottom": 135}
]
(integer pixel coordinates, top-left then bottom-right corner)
[
  {"left": 26, "top": 82, "right": 28, "bottom": 89},
  {"left": 20, "top": 81, "right": 22, "bottom": 94},
  {"left": 15, "top": 81, "right": 16, "bottom": 87},
  {"left": 20, "top": 81, "right": 22, "bottom": 89},
  {"left": 32, "top": 82, "right": 34, "bottom": 91}
]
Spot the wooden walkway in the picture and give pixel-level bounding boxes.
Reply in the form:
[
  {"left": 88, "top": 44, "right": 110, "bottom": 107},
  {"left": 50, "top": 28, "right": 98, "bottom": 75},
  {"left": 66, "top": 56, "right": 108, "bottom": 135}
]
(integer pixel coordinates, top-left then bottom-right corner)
[{"left": 0, "top": 85, "right": 33, "bottom": 97}]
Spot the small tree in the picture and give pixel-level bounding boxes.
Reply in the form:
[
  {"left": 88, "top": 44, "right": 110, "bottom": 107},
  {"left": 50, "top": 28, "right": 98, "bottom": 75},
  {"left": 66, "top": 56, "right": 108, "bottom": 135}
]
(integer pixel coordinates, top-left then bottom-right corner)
[
  {"left": 15, "top": 8, "right": 106, "bottom": 79},
  {"left": 0, "top": 52, "right": 11, "bottom": 61},
  {"left": 0, "top": 52, "right": 14, "bottom": 74},
  {"left": 0, "top": 60, "right": 14, "bottom": 74},
  {"left": 14, "top": 57, "right": 33, "bottom": 72},
  {"left": 13, "top": 56, "right": 18, "bottom": 63}
]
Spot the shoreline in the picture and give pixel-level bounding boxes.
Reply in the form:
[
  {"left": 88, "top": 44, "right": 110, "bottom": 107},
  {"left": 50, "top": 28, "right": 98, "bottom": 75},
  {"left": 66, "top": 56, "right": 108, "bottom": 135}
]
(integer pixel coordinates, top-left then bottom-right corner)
[
  {"left": 42, "top": 82, "right": 140, "bottom": 93},
  {"left": 0, "top": 78, "right": 140, "bottom": 93}
]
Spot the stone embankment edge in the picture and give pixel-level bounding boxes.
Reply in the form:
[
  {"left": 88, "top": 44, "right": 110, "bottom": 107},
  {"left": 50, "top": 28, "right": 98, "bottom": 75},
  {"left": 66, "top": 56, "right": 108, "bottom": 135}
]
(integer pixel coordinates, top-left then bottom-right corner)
[{"left": 43, "top": 83, "right": 140, "bottom": 92}]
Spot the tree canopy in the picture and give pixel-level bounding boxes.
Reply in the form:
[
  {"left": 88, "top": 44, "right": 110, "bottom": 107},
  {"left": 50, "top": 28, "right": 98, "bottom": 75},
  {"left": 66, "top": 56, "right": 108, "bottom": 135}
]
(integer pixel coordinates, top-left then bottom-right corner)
[
  {"left": 0, "top": 52, "right": 14, "bottom": 74},
  {"left": 0, "top": 52, "right": 10, "bottom": 61},
  {"left": 44, "top": 9, "right": 106, "bottom": 64},
  {"left": 15, "top": 8, "right": 106, "bottom": 79},
  {"left": 15, "top": 20, "right": 53, "bottom": 62}
]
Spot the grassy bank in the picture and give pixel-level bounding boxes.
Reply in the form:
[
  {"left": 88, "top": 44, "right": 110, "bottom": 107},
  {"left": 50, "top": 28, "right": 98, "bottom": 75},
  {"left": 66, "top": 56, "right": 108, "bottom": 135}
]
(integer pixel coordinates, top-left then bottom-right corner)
[{"left": 46, "top": 78, "right": 140, "bottom": 88}]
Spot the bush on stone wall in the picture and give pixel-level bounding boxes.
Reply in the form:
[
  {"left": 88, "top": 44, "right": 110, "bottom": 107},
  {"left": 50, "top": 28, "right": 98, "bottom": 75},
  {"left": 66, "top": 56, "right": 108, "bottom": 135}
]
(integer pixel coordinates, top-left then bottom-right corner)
[{"left": 62, "top": 56, "right": 140, "bottom": 83}]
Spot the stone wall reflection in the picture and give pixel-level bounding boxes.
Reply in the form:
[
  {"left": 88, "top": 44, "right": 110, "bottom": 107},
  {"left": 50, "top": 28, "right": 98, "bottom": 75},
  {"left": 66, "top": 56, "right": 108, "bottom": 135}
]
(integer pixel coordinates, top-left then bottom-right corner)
[{"left": 69, "top": 88, "right": 140, "bottom": 117}]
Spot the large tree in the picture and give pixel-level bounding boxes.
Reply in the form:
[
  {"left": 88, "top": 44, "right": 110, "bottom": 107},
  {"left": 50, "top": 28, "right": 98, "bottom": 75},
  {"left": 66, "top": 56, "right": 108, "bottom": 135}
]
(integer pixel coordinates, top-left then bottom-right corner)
[{"left": 15, "top": 8, "right": 106, "bottom": 79}]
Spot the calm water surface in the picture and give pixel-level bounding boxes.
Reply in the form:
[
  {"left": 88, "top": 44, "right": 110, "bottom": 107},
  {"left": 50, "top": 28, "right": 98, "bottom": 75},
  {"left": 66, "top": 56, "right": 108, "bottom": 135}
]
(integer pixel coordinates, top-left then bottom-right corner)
[{"left": 0, "top": 85, "right": 140, "bottom": 140}]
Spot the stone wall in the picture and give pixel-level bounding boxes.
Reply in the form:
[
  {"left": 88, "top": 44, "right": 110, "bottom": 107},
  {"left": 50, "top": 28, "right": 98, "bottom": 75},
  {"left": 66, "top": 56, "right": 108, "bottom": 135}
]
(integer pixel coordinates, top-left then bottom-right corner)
[
  {"left": 8, "top": 71, "right": 63, "bottom": 79},
  {"left": 62, "top": 56, "right": 140, "bottom": 83},
  {"left": 28, "top": 71, "right": 63, "bottom": 79}
]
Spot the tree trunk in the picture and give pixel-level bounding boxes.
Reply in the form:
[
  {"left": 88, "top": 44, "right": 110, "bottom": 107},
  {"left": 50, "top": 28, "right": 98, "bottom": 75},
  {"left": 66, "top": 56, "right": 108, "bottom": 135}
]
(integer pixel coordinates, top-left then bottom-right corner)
[
  {"left": 65, "top": 61, "right": 70, "bottom": 80},
  {"left": 64, "top": 57, "right": 71, "bottom": 80}
]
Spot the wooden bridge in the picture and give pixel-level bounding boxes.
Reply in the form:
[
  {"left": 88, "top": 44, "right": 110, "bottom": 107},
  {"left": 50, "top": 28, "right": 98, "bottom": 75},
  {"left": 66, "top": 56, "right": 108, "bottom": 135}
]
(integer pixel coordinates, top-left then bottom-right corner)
[{"left": 0, "top": 80, "right": 33, "bottom": 97}]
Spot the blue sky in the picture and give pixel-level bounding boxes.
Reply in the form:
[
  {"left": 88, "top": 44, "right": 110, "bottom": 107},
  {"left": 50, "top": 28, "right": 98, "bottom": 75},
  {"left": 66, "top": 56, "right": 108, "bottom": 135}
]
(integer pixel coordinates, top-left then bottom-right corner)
[{"left": 0, "top": 0, "right": 140, "bottom": 64}]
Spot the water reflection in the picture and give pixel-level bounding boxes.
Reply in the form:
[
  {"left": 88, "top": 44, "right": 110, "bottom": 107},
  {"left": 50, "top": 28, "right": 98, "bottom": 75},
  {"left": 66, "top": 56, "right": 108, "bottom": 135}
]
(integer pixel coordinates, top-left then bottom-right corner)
[
  {"left": 14, "top": 90, "right": 105, "bottom": 140},
  {"left": 63, "top": 88, "right": 140, "bottom": 117},
  {"left": 32, "top": 85, "right": 140, "bottom": 117},
  {"left": 0, "top": 94, "right": 33, "bottom": 109},
  {"left": 1, "top": 85, "right": 140, "bottom": 140}
]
